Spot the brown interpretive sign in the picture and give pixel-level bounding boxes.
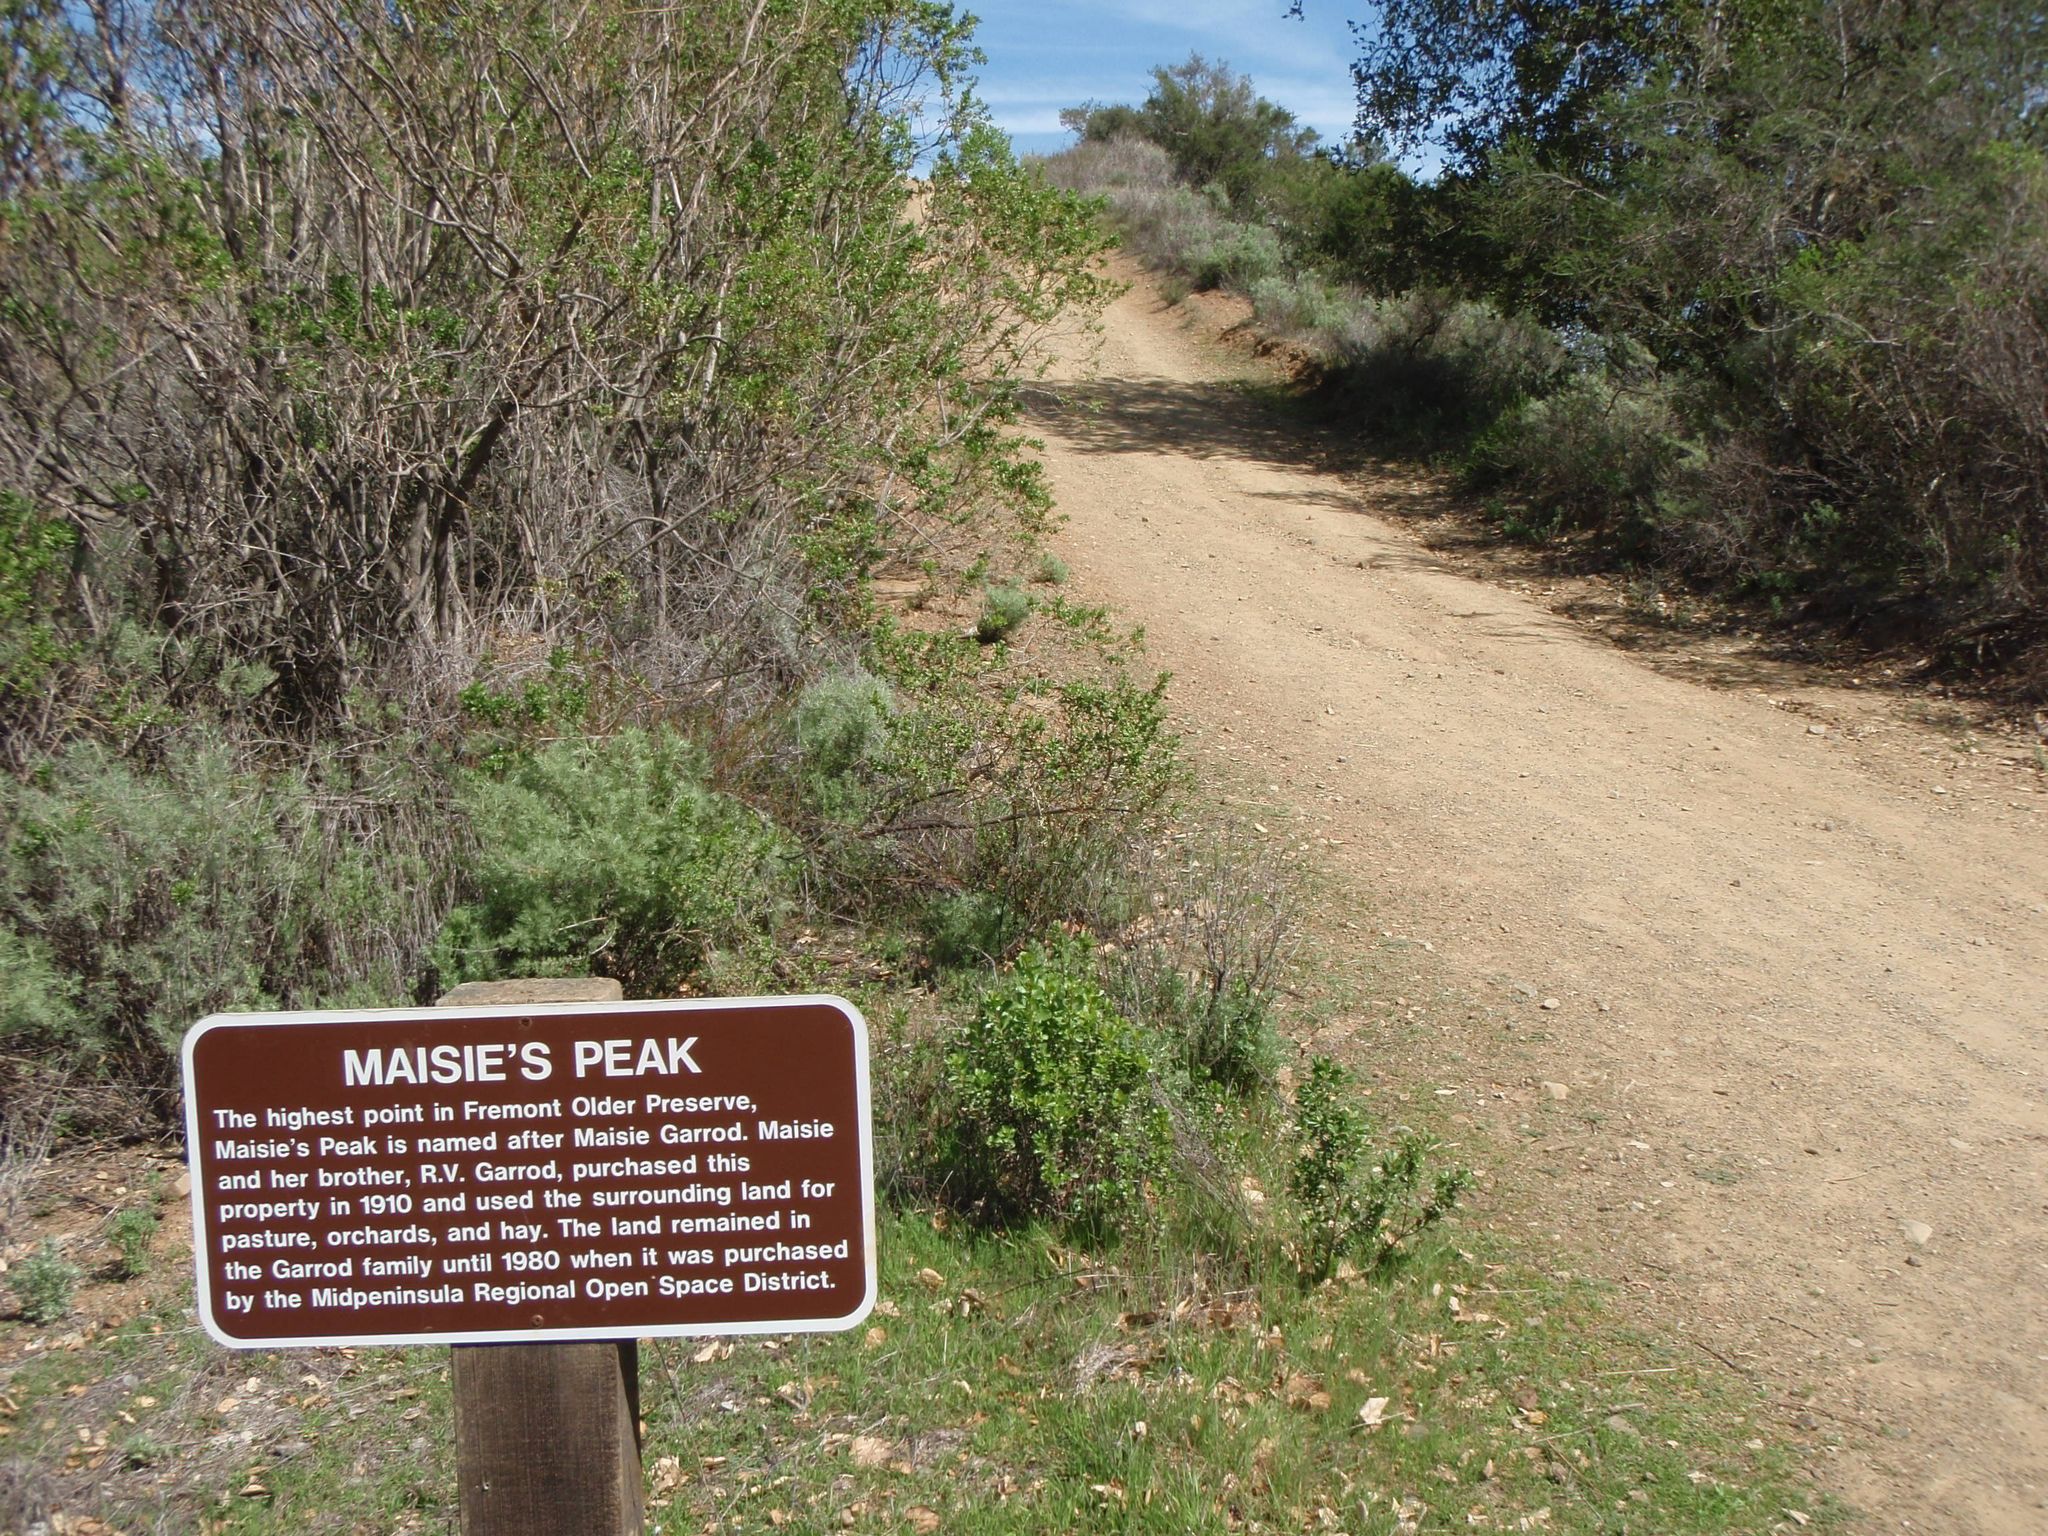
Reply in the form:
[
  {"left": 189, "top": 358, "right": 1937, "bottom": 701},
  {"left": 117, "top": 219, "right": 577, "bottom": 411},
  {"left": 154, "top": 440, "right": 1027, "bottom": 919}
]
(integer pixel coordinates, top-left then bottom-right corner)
[{"left": 181, "top": 996, "right": 874, "bottom": 1349}]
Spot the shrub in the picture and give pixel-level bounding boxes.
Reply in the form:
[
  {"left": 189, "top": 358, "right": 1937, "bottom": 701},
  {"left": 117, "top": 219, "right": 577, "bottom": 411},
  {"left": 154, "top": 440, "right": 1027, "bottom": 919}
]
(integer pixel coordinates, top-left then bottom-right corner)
[
  {"left": 1290, "top": 1056, "right": 1468, "bottom": 1282},
  {"left": 1042, "top": 137, "right": 1285, "bottom": 297},
  {"left": 1186, "top": 219, "right": 1285, "bottom": 291},
  {"left": 455, "top": 647, "right": 601, "bottom": 771},
  {"left": 1467, "top": 370, "right": 1702, "bottom": 542},
  {"left": 106, "top": 1205, "right": 157, "bottom": 1279},
  {"left": 1, "top": 736, "right": 441, "bottom": 1090},
  {"left": 919, "top": 890, "right": 1019, "bottom": 970},
  {"left": 1248, "top": 271, "right": 1356, "bottom": 339},
  {"left": 433, "top": 729, "right": 789, "bottom": 995},
  {"left": 789, "top": 669, "right": 897, "bottom": 822},
  {"left": 9, "top": 1240, "right": 79, "bottom": 1324},
  {"left": 942, "top": 945, "right": 1173, "bottom": 1229},
  {"left": 1271, "top": 156, "right": 1431, "bottom": 296},
  {"left": 1109, "top": 831, "right": 1294, "bottom": 1094},
  {"left": 849, "top": 623, "right": 1183, "bottom": 960},
  {"left": 1038, "top": 133, "right": 1177, "bottom": 196},
  {"left": 1325, "top": 290, "right": 1565, "bottom": 447},
  {"left": 1141, "top": 971, "right": 1278, "bottom": 1095},
  {"left": 974, "top": 584, "right": 1033, "bottom": 643},
  {"left": 0, "top": 931, "right": 82, "bottom": 1048},
  {"left": 1, "top": 5, "right": 1107, "bottom": 732},
  {"left": 1031, "top": 551, "right": 1070, "bottom": 586},
  {"left": 870, "top": 1026, "right": 952, "bottom": 1202}
]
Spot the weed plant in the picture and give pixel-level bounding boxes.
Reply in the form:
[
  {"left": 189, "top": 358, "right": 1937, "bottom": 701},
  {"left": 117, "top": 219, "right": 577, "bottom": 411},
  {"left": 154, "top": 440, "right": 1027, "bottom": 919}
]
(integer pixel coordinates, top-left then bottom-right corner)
[
  {"left": 974, "top": 584, "right": 1033, "bottom": 643},
  {"left": 105, "top": 1206, "right": 156, "bottom": 1280},
  {"left": 9, "top": 1240, "right": 78, "bottom": 1324},
  {"left": 919, "top": 890, "right": 1020, "bottom": 969}
]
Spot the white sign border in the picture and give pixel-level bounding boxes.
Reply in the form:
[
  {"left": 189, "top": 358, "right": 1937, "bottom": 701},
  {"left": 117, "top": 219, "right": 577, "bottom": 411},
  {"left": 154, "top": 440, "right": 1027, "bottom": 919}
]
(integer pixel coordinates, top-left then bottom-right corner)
[{"left": 182, "top": 994, "right": 876, "bottom": 1350}]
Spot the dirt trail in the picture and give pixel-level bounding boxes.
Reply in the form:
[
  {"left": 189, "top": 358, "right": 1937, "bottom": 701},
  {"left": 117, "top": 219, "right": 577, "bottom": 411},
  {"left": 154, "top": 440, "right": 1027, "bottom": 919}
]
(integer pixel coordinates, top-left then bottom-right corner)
[{"left": 1027, "top": 262, "right": 2048, "bottom": 1534}]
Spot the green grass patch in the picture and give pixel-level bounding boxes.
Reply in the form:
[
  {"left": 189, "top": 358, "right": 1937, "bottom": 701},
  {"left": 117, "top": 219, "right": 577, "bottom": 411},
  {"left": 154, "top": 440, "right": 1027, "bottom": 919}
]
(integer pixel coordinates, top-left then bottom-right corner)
[
  {"left": 634, "top": 1209, "right": 1840, "bottom": 1534},
  {"left": 1, "top": 1204, "right": 1840, "bottom": 1536},
  {"left": 0, "top": 1298, "right": 456, "bottom": 1534}
]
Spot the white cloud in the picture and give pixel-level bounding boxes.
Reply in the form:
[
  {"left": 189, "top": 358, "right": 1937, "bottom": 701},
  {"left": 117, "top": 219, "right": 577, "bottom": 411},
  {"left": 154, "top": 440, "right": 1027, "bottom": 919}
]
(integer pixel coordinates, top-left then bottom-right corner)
[
  {"left": 990, "top": 109, "right": 1075, "bottom": 135},
  {"left": 1093, "top": 0, "right": 1354, "bottom": 75}
]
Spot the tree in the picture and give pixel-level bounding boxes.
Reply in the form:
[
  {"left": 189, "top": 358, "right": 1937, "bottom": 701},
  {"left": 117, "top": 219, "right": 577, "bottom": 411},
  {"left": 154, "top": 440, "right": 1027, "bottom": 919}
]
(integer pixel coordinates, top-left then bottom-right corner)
[
  {"left": 1065, "top": 54, "right": 1318, "bottom": 208},
  {"left": 1354, "top": 0, "right": 2048, "bottom": 639},
  {"left": 1340, "top": 0, "right": 1685, "bottom": 177}
]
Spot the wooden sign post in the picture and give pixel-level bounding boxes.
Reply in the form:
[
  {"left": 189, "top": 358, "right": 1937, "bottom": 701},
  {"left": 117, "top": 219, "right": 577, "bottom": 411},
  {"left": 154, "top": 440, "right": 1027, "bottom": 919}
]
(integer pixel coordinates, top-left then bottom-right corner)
[
  {"left": 182, "top": 981, "right": 876, "bottom": 1536},
  {"left": 440, "top": 978, "right": 642, "bottom": 1536}
]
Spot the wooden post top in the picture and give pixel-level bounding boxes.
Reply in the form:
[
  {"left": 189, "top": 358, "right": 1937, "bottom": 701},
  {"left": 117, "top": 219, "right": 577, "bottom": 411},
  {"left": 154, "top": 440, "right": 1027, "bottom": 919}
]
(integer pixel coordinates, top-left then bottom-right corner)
[{"left": 437, "top": 977, "right": 625, "bottom": 1007}]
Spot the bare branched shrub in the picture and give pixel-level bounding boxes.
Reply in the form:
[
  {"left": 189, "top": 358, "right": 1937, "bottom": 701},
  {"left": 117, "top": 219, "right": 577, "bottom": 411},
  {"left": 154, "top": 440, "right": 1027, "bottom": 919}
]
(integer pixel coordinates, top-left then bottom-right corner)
[
  {"left": 1107, "top": 828, "right": 1297, "bottom": 1092},
  {"left": 0, "top": 1, "right": 1109, "bottom": 750}
]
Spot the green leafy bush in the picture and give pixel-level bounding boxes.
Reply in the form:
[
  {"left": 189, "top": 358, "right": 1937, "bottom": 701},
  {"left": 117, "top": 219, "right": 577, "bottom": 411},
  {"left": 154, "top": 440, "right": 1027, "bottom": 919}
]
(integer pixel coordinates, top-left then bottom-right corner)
[
  {"left": 942, "top": 945, "right": 1173, "bottom": 1229},
  {"left": 434, "top": 729, "right": 789, "bottom": 994},
  {"left": 456, "top": 647, "right": 599, "bottom": 770},
  {"left": 1290, "top": 1056, "right": 1468, "bottom": 1282},
  {"left": 875, "top": 637, "right": 1183, "bottom": 939},
  {"left": 0, "top": 930, "right": 82, "bottom": 1047},
  {"left": 9, "top": 1239, "right": 79, "bottom": 1324},
  {"left": 974, "top": 584, "right": 1032, "bottom": 643}
]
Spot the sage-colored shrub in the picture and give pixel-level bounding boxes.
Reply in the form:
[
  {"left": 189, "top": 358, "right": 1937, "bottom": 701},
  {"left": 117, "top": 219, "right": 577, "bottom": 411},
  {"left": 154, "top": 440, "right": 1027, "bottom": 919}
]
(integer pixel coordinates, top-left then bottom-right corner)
[
  {"left": 9, "top": 1240, "right": 79, "bottom": 1324},
  {"left": 790, "top": 669, "right": 897, "bottom": 822},
  {"left": 0, "top": 737, "right": 433, "bottom": 1086},
  {"left": 974, "top": 584, "right": 1032, "bottom": 643}
]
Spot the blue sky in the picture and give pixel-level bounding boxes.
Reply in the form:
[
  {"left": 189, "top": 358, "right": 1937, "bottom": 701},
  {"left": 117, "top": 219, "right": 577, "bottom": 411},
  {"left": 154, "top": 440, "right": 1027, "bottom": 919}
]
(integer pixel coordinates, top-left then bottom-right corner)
[{"left": 963, "top": 1, "right": 1367, "bottom": 159}]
